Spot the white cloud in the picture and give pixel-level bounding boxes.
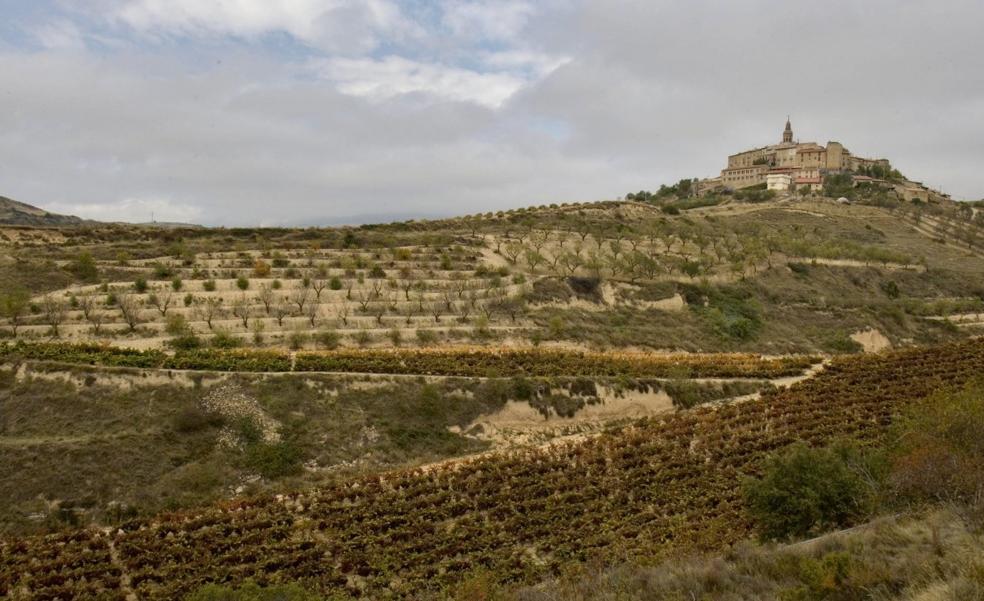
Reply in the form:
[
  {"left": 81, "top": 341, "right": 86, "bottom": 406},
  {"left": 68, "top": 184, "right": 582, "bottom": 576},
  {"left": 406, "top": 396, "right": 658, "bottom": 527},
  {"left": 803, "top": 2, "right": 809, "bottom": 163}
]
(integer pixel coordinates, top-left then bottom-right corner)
[
  {"left": 316, "top": 56, "right": 528, "bottom": 108},
  {"left": 47, "top": 197, "right": 203, "bottom": 224},
  {"left": 113, "top": 0, "right": 415, "bottom": 54},
  {"left": 32, "top": 20, "right": 86, "bottom": 50},
  {"left": 441, "top": 0, "right": 535, "bottom": 42}
]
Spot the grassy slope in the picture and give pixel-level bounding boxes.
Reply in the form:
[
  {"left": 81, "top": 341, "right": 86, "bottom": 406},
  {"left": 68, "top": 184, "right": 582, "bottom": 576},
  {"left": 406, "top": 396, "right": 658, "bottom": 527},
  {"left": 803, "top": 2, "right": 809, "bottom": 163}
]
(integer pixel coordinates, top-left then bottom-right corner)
[
  {"left": 501, "top": 508, "right": 984, "bottom": 600},
  {"left": 0, "top": 363, "right": 767, "bottom": 535}
]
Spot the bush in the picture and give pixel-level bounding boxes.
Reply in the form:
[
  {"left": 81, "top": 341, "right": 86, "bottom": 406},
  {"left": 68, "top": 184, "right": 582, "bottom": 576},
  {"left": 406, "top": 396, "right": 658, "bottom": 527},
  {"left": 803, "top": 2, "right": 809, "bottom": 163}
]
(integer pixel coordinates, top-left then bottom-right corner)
[
  {"left": 243, "top": 441, "right": 304, "bottom": 479},
  {"left": 252, "top": 259, "right": 271, "bottom": 278},
  {"left": 209, "top": 329, "right": 243, "bottom": 349},
  {"left": 171, "top": 277, "right": 183, "bottom": 291},
  {"left": 202, "top": 279, "right": 217, "bottom": 292},
  {"left": 315, "top": 330, "right": 340, "bottom": 350},
  {"left": 67, "top": 252, "right": 99, "bottom": 282},
  {"left": 416, "top": 329, "right": 438, "bottom": 346},
  {"left": 134, "top": 278, "right": 148, "bottom": 293},
  {"left": 288, "top": 330, "right": 308, "bottom": 350},
  {"left": 743, "top": 442, "right": 870, "bottom": 540},
  {"left": 353, "top": 330, "right": 373, "bottom": 347},
  {"left": 889, "top": 380, "right": 984, "bottom": 512},
  {"left": 329, "top": 276, "right": 343, "bottom": 290},
  {"left": 236, "top": 276, "right": 250, "bottom": 291},
  {"left": 368, "top": 265, "right": 386, "bottom": 278},
  {"left": 152, "top": 262, "right": 174, "bottom": 279},
  {"left": 823, "top": 332, "right": 864, "bottom": 354}
]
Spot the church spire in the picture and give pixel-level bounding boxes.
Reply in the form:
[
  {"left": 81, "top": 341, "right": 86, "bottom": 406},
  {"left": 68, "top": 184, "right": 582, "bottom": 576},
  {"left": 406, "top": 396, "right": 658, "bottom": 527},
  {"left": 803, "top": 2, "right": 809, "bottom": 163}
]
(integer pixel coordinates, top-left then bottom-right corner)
[{"left": 782, "top": 116, "right": 793, "bottom": 144}]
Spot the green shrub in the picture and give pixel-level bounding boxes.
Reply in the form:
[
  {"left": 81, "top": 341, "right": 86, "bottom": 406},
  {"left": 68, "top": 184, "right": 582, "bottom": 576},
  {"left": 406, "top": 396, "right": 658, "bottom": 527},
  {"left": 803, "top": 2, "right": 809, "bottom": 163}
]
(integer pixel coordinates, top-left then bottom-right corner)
[
  {"left": 171, "top": 277, "right": 183, "bottom": 291},
  {"left": 202, "top": 279, "right": 217, "bottom": 292},
  {"left": 416, "top": 329, "right": 438, "bottom": 346},
  {"left": 743, "top": 442, "right": 870, "bottom": 540},
  {"left": 236, "top": 276, "right": 249, "bottom": 291},
  {"left": 823, "top": 333, "right": 863, "bottom": 354},
  {"left": 329, "top": 276, "right": 343, "bottom": 290},
  {"left": 353, "top": 330, "right": 373, "bottom": 347},
  {"left": 369, "top": 265, "right": 386, "bottom": 278},
  {"left": 134, "top": 277, "right": 148, "bottom": 293},
  {"left": 888, "top": 380, "right": 984, "bottom": 511},
  {"left": 209, "top": 329, "right": 242, "bottom": 349},
  {"left": 288, "top": 330, "right": 308, "bottom": 350},
  {"left": 243, "top": 441, "right": 304, "bottom": 479},
  {"left": 879, "top": 280, "right": 900, "bottom": 299},
  {"left": 67, "top": 252, "right": 99, "bottom": 282},
  {"left": 152, "top": 262, "right": 174, "bottom": 279},
  {"left": 316, "top": 330, "right": 341, "bottom": 350}
]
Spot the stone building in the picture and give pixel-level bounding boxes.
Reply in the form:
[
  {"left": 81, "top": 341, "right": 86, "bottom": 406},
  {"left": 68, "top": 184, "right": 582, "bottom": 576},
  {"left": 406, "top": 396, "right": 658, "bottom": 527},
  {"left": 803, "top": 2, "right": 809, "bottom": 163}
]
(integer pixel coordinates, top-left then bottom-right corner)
[{"left": 719, "top": 119, "right": 889, "bottom": 190}]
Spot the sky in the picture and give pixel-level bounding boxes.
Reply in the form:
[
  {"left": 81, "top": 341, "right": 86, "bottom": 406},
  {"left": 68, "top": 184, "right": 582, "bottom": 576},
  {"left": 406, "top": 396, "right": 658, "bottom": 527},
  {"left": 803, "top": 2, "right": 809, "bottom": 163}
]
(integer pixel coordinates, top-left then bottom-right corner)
[{"left": 0, "top": 1, "right": 982, "bottom": 226}]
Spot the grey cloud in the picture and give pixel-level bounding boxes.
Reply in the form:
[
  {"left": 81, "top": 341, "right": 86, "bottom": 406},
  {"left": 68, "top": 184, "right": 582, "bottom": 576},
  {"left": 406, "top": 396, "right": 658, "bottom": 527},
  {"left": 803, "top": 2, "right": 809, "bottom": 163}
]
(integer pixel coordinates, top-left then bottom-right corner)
[{"left": 0, "top": 0, "right": 981, "bottom": 228}]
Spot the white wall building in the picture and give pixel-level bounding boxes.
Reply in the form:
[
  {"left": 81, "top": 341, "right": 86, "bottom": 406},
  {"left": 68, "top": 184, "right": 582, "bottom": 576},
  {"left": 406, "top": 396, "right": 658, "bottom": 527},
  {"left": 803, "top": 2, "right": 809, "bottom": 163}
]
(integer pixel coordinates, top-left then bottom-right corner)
[{"left": 766, "top": 173, "right": 792, "bottom": 192}]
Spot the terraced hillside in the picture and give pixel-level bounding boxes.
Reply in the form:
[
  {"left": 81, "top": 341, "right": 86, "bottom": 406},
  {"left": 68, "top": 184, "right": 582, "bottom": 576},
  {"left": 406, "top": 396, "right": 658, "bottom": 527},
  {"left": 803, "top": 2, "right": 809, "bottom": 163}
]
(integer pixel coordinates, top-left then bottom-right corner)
[
  {"left": 2, "top": 338, "right": 981, "bottom": 600},
  {"left": 2, "top": 197, "right": 983, "bottom": 355}
]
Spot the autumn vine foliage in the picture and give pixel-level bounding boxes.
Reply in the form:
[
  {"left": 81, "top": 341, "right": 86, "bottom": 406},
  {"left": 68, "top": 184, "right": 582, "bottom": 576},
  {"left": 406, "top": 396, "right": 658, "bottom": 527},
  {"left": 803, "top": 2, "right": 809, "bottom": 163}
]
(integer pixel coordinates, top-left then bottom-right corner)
[
  {"left": 1, "top": 339, "right": 982, "bottom": 600},
  {"left": 0, "top": 341, "right": 816, "bottom": 379}
]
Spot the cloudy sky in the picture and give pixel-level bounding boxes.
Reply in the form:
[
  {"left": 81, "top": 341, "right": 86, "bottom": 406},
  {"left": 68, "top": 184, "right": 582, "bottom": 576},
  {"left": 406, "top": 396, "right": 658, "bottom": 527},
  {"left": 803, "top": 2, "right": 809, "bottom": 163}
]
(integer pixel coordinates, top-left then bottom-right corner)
[{"left": 1, "top": 1, "right": 981, "bottom": 226}]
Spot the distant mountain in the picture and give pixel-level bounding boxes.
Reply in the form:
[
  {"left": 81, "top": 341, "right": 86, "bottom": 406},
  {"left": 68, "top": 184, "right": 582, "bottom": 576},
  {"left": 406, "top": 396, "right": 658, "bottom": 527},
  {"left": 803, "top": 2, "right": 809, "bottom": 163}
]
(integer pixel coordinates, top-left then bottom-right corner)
[{"left": 0, "top": 196, "right": 87, "bottom": 226}]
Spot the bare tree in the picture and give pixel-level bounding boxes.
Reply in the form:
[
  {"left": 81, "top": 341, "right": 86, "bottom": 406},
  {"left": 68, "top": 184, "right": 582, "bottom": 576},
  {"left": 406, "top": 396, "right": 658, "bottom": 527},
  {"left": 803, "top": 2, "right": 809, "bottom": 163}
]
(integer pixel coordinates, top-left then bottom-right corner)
[
  {"left": 524, "top": 249, "right": 545, "bottom": 272},
  {"left": 430, "top": 301, "right": 443, "bottom": 323},
  {"left": 257, "top": 285, "right": 276, "bottom": 315},
  {"left": 149, "top": 290, "right": 174, "bottom": 316},
  {"left": 311, "top": 277, "right": 328, "bottom": 301},
  {"left": 457, "top": 301, "right": 473, "bottom": 323},
  {"left": 400, "top": 277, "right": 417, "bottom": 300},
  {"left": 75, "top": 295, "right": 101, "bottom": 334},
  {"left": 117, "top": 293, "right": 142, "bottom": 332},
  {"left": 372, "top": 302, "right": 386, "bottom": 325},
  {"left": 304, "top": 301, "right": 320, "bottom": 327},
  {"left": 403, "top": 300, "right": 418, "bottom": 325},
  {"left": 441, "top": 287, "right": 455, "bottom": 311},
  {"left": 41, "top": 295, "right": 66, "bottom": 337},
  {"left": 560, "top": 252, "right": 582, "bottom": 276},
  {"left": 355, "top": 290, "right": 372, "bottom": 312},
  {"left": 195, "top": 297, "right": 223, "bottom": 330},
  {"left": 272, "top": 299, "right": 291, "bottom": 328},
  {"left": 232, "top": 295, "right": 252, "bottom": 329},
  {"left": 503, "top": 242, "right": 523, "bottom": 264},
  {"left": 334, "top": 303, "right": 350, "bottom": 326},
  {"left": 290, "top": 288, "right": 311, "bottom": 313}
]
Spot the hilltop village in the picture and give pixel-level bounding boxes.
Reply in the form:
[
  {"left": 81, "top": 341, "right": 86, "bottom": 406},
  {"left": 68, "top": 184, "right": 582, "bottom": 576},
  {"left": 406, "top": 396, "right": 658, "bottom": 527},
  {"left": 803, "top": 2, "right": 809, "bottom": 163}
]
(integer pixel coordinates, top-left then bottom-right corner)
[{"left": 696, "top": 119, "right": 945, "bottom": 202}]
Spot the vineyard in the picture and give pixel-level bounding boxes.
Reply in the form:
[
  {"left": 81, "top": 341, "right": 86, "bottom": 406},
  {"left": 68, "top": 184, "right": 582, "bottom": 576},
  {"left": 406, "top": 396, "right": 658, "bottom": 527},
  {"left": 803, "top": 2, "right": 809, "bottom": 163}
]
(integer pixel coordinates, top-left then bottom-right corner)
[
  {"left": 0, "top": 341, "right": 818, "bottom": 379},
  {"left": 2, "top": 338, "right": 982, "bottom": 600}
]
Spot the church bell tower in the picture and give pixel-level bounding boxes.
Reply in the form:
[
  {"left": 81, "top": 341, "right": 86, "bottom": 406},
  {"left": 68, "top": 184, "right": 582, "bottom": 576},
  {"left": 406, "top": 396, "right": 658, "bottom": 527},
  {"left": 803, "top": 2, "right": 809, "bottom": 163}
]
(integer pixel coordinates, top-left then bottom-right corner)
[{"left": 782, "top": 117, "right": 793, "bottom": 144}]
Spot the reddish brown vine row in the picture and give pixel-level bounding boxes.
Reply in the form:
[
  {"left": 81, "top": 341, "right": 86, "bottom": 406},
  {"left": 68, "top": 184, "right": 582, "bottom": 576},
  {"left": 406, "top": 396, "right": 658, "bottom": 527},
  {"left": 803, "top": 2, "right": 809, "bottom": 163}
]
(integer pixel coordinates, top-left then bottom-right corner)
[{"left": 2, "top": 339, "right": 982, "bottom": 600}]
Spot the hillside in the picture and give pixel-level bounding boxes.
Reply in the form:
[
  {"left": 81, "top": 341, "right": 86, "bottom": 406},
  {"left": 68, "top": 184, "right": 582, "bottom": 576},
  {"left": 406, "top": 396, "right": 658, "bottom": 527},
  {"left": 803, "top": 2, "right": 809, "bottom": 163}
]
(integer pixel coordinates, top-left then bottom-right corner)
[
  {"left": 0, "top": 196, "right": 85, "bottom": 227},
  {"left": 1, "top": 338, "right": 981, "bottom": 599},
  {"left": 0, "top": 193, "right": 982, "bottom": 600},
  {"left": 1, "top": 194, "right": 982, "bottom": 354}
]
